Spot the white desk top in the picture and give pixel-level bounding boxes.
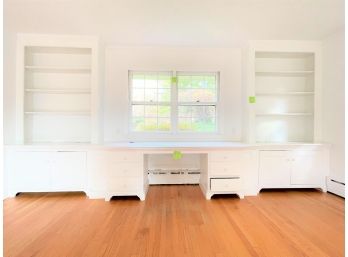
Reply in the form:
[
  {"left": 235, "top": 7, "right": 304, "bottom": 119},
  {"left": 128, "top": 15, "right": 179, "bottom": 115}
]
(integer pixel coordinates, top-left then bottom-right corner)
[{"left": 5, "top": 141, "right": 329, "bottom": 151}]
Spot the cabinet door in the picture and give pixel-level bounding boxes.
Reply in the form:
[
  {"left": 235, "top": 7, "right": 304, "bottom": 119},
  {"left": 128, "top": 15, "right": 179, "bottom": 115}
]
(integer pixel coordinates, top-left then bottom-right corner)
[
  {"left": 51, "top": 152, "right": 87, "bottom": 191},
  {"left": 13, "top": 151, "right": 53, "bottom": 192},
  {"left": 259, "top": 151, "right": 291, "bottom": 187},
  {"left": 290, "top": 151, "right": 325, "bottom": 185}
]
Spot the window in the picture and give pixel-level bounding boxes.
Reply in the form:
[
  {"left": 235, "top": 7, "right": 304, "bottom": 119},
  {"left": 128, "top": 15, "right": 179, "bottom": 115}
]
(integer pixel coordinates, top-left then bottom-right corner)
[
  {"left": 177, "top": 73, "right": 218, "bottom": 132},
  {"left": 129, "top": 71, "right": 219, "bottom": 132}
]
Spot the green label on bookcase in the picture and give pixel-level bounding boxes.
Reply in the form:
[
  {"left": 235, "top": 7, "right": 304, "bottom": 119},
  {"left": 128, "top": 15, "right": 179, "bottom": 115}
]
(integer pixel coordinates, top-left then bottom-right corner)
[
  {"left": 171, "top": 77, "right": 177, "bottom": 84},
  {"left": 249, "top": 96, "right": 256, "bottom": 104}
]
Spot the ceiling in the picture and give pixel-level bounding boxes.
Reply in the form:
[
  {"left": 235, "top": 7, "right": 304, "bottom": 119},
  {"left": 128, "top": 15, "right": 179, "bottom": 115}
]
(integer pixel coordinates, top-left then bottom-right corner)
[{"left": 4, "top": 0, "right": 345, "bottom": 46}]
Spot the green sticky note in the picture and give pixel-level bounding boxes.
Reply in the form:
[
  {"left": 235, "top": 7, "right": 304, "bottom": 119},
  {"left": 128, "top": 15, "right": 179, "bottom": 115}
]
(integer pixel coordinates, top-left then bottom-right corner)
[
  {"left": 249, "top": 96, "right": 256, "bottom": 104},
  {"left": 171, "top": 77, "right": 177, "bottom": 84},
  {"left": 172, "top": 150, "right": 182, "bottom": 160}
]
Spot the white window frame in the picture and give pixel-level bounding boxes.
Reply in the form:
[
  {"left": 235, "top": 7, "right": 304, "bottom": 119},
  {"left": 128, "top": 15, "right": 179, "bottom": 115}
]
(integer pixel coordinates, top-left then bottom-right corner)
[{"left": 128, "top": 70, "right": 220, "bottom": 134}]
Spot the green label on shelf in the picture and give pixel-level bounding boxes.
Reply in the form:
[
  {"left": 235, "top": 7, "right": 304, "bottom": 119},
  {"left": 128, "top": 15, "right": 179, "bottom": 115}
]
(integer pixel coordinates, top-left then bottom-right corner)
[
  {"left": 171, "top": 77, "right": 177, "bottom": 84},
  {"left": 249, "top": 96, "right": 256, "bottom": 104},
  {"left": 172, "top": 150, "right": 183, "bottom": 160}
]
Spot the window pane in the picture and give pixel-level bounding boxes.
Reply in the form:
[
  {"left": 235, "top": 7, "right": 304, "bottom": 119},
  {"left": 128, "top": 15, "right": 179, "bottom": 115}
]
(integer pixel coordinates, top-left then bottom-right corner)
[
  {"left": 132, "top": 74, "right": 145, "bottom": 88},
  {"left": 178, "top": 106, "right": 192, "bottom": 118},
  {"left": 191, "top": 89, "right": 216, "bottom": 102},
  {"left": 144, "top": 118, "right": 157, "bottom": 131},
  {"left": 132, "top": 105, "right": 144, "bottom": 117},
  {"left": 191, "top": 76, "right": 205, "bottom": 88},
  {"left": 145, "top": 74, "right": 157, "bottom": 88},
  {"left": 178, "top": 105, "right": 216, "bottom": 132},
  {"left": 192, "top": 117, "right": 216, "bottom": 132},
  {"left": 178, "top": 118, "right": 192, "bottom": 130},
  {"left": 178, "top": 89, "right": 192, "bottom": 102},
  {"left": 158, "top": 88, "right": 170, "bottom": 102},
  {"left": 158, "top": 106, "right": 170, "bottom": 117},
  {"left": 132, "top": 88, "right": 144, "bottom": 101},
  {"left": 144, "top": 89, "right": 157, "bottom": 102},
  {"left": 145, "top": 105, "right": 157, "bottom": 117},
  {"left": 178, "top": 75, "right": 191, "bottom": 89},
  {"left": 206, "top": 76, "right": 216, "bottom": 89},
  {"left": 191, "top": 106, "right": 215, "bottom": 117},
  {"left": 158, "top": 118, "right": 170, "bottom": 131},
  {"left": 132, "top": 117, "right": 144, "bottom": 131},
  {"left": 158, "top": 75, "right": 171, "bottom": 88}
]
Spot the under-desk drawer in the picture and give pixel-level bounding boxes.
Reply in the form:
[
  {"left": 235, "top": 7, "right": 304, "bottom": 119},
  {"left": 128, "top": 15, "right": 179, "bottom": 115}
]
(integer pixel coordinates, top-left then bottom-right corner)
[
  {"left": 210, "top": 162, "right": 240, "bottom": 176},
  {"left": 108, "top": 177, "right": 142, "bottom": 192},
  {"left": 210, "top": 177, "right": 242, "bottom": 192},
  {"left": 108, "top": 162, "right": 142, "bottom": 177},
  {"left": 105, "top": 151, "right": 143, "bottom": 163}
]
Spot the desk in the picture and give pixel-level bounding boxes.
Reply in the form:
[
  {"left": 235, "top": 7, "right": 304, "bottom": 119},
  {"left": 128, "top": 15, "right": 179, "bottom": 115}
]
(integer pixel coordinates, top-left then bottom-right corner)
[{"left": 4, "top": 142, "right": 329, "bottom": 200}]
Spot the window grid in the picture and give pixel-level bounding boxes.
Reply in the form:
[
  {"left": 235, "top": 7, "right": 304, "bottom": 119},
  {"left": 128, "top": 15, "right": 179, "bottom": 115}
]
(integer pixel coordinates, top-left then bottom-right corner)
[{"left": 129, "top": 71, "right": 219, "bottom": 133}]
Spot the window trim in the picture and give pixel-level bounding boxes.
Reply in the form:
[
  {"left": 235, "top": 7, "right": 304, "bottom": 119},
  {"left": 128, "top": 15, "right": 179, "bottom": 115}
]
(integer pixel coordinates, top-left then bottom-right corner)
[{"left": 128, "top": 70, "right": 220, "bottom": 134}]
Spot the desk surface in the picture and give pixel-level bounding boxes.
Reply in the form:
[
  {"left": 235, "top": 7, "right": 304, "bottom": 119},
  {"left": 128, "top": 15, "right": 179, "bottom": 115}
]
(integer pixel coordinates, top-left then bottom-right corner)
[{"left": 5, "top": 141, "right": 329, "bottom": 151}]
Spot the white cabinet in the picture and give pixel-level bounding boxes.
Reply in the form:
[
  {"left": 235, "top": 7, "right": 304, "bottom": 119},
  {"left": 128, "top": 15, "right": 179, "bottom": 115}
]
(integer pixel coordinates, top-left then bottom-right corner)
[
  {"left": 206, "top": 151, "right": 250, "bottom": 199},
  {"left": 87, "top": 151, "right": 147, "bottom": 201},
  {"left": 258, "top": 149, "right": 328, "bottom": 191},
  {"left": 290, "top": 150, "right": 326, "bottom": 185},
  {"left": 259, "top": 151, "right": 291, "bottom": 187},
  {"left": 12, "top": 151, "right": 53, "bottom": 192},
  {"left": 10, "top": 151, "right": 87, "bottom": 195},
  {"left": 51, "top": 152, "right": 86, "bottom": 191}
]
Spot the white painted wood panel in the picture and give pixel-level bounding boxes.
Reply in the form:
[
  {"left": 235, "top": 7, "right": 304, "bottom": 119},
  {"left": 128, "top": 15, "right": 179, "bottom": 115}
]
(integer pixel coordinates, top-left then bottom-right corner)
[{"left": 259, "top": 151, "right": 291, "bottom": 187}]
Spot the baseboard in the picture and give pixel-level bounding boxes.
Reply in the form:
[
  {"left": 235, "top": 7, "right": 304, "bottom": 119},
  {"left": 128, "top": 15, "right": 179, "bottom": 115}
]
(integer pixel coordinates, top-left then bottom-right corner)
[{"left": 327, "top": 178, "right": 345, "bottom": 198}]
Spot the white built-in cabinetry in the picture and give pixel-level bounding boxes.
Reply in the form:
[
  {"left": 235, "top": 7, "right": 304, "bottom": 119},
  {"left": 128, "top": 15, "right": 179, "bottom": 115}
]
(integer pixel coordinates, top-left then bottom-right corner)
[
  {"left": 8, "top": 150, "right": 87, "bottom": 195},
  {"left": 87, "top": 151, "right": 148, "bottom": 200},
  {"left": 258, "top": 149, "right": 328, "bottom": 191},
  {"left": 16, "top": 34, "right": 102, "bottom": 144},
  {"left": 247, "top": 41, "right": 322, "bottom": 143},
  {"left": 5, "top": 37, "right": 331, "bottom": 201}
]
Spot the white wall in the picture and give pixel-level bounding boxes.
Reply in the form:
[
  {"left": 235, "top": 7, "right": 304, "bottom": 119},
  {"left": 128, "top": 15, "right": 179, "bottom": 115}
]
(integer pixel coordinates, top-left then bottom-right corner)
[
  {"left": 104, "top": 46, "right": 242, "bottom": 142},
  {"left": 322, "top": 28, "right": 345, "bottom": 184}
]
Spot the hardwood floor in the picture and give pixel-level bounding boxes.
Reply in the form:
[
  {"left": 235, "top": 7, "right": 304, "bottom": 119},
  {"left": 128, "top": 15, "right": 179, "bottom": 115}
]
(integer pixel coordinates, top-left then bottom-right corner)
[{"left": 4, "top": 186, "right": 344, "bottom": 257}]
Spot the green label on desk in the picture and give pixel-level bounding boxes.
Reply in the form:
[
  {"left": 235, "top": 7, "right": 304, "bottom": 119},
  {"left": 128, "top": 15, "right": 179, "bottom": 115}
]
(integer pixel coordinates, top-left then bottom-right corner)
[
  {"left": 249, "top": 96, "right": 256, "bottom": 104},
  {"left": 172, "top": 150, "right": 183, "bottom": 160}
]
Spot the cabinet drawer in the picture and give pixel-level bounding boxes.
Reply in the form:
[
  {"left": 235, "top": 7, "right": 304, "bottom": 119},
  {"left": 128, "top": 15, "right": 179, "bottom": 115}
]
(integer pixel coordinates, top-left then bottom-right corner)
[
  {"left": 105, "top": 151, "right": 143, "bottom": 163},
  {"left": 210, "top": 178, "right": 241, "bottom": 192},
  {"left": 209, "top": 151, "right": 248, "bottom": 162},
  {"left": 210, "top": 162, "right": 240, "bottom": 176},
  {"left": 109, "top": 162, "right": 142, "bottom": 177},
  {"left": 108, "top": 178, "right": 142, "bottom": 192}
]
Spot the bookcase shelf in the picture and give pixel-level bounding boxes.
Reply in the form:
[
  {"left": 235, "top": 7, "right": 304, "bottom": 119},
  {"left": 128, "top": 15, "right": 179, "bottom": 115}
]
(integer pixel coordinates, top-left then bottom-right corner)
[{"left": 25, "top": 88, "right": 91, "bottom": 94}]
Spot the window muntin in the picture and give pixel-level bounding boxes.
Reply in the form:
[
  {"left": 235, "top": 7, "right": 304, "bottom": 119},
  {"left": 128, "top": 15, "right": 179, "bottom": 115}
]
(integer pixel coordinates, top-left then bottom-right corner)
[{"left": 130, "top": 71, "right": 218, "bottom": 132}]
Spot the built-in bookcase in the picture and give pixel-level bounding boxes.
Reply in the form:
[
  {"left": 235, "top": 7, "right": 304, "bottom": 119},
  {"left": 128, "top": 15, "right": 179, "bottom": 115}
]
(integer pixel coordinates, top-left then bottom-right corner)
[
  {"left": 247, "top": 41, "right": 321, "bottom": 143},
  {"left": 16, "top": 34, "right": 101, "bottom": 144}
]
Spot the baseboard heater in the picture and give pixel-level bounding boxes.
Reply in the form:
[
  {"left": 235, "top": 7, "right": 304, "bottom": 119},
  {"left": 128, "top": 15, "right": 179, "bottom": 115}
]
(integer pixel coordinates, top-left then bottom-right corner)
[
  {"left": 327, "top": 178, "right": 345, "bottom": 198},
  {"left": 148, "top": 168, "right": 200, "bottom": 185}
]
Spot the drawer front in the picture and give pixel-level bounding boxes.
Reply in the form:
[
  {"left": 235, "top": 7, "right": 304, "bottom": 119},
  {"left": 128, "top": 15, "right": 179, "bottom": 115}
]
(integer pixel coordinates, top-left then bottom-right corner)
[
  {"left": 210, "top": 178, "right": 241, "bottom": 192},
  {"left": 108, "top": 177, "right": 142, "bottom": 192},
  {"left": 105, "top": 151, "right": 143, "bottom": 163},
  {"left": 209, "top": 151, "right": 247, "bottom": 162},
  {"left": 210, "top": 162, "right": 240, "bottom": 176},
  {"left": 108, "top": 162, "right": 142, "bottom": 177}
]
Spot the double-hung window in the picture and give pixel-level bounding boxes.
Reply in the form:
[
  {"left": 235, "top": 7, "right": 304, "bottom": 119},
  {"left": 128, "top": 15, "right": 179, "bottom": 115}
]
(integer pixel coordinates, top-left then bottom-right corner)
[{"left": 130, "top": 71, "right": 218, "bottom": 133}]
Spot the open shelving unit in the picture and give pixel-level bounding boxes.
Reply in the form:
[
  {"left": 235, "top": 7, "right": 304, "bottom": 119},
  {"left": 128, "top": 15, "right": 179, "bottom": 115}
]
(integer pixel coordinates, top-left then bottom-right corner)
[
  {"left": 16, "top": 34, "right": 101, "bottom": 144},
  {"left": 247, "top": 41, "right": 322, "bottom": 143}
]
